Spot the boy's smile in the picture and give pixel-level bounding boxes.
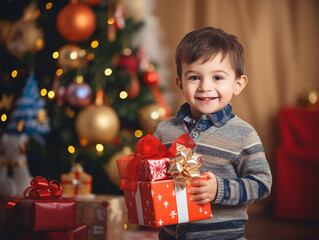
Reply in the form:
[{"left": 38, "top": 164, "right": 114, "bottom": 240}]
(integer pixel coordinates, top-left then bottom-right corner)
[{"left": 177, "top": 52, "right": 247, "bottom": 121}]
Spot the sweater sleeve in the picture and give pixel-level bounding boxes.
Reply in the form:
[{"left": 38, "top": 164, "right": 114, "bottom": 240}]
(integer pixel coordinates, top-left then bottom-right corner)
[{"left": 213, "top": 132, "right": 272, "bottom": 206}]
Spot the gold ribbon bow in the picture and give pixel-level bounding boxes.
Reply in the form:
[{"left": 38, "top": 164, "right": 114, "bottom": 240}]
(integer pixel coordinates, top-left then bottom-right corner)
[{"left": 168, "top": 143, "right": 202, "bottom": 189}]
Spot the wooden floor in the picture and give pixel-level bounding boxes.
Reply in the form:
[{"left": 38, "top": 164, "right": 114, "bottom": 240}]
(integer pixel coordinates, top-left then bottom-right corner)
[
  {"left": 124, "top": 205, "right": 319, "bottom": 240},
  {"left": 246, "top": 209, "right": 319, "bottom": 240}
]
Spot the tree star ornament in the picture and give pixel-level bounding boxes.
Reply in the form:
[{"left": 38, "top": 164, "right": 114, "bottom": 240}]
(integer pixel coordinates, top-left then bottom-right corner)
[{"left": 168, "top": 143, "right": 202, "bottom": 189}]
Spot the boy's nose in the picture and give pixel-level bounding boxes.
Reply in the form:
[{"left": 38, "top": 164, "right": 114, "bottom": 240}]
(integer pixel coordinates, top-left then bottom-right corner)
[{"left": 198, "top": 79, "right": 212, "bottom": 91}]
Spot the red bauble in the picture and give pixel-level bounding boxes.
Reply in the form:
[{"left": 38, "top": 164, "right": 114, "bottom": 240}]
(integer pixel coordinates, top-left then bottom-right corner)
[
  {"left": 143, "top": 71, "right": 160, "bottom": 85},
  {"left": 65, "top": 82, "right": 92, "bottom": 108},
  {"left": 116, "top": 54, "right": 138, "bottom": 74},
  {"left": 57, "top": 3, "right": 96, "bottom": 42}
]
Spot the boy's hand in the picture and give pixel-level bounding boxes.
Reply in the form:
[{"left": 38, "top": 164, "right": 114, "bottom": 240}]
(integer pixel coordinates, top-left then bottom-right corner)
[{"left": 188, "top": 172, "right": 218, "bottom": 205}]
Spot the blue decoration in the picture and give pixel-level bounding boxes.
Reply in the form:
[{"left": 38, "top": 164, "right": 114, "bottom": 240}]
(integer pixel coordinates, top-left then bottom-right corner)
[{"left": 7, "top": 72, "right": 50, "bottom": 143}]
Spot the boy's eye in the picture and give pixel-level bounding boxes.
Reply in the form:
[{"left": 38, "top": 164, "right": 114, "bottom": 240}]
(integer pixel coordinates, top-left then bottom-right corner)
[
  {"left": 213, "top": 76, "right": 223, "bottom": 80},
  {"left": 188, "top": 76, "right": 200, "bottom": 80}
]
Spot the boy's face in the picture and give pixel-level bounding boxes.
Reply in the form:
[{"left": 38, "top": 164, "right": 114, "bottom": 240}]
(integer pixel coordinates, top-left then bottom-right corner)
[{"left": 176, "top": 52, "right": 247, "bottom": 121}]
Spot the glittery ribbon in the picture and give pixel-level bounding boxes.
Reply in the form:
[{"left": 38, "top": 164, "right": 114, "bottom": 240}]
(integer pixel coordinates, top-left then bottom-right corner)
[
  {"left": 168, "top": 143, "right": 202, "bottom": 190},
  {"left": 3, "top": 176, "right": 62, "bottom": 209}
]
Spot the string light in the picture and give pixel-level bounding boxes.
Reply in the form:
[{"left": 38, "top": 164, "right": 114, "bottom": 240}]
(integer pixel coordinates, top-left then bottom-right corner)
[
  {"left": 87, "top": 53, "right": 95, "bottom": 61},
  {"left": 104, "top": 68, "right": 112, "bottom": 76},
  {"left": 107, "top": 17, "right": 115, "bottom": 25},
  {"left": 80, "top": 138, "right": 88, "bottom": 147},
  {"left": 47, "top": 90, "right": 55, "bottom": 99},
  {"left": 36, "top": 38, "right": 44, "bottom": 50},
  {"left": 91, "top": 40, "right": 99, "bottom": 48},
  {"left": 52, "top": 51, "right": 59, "bottom": 59},
  {"left": 96, "top": 144, "right": 104, "bottom": 152},
  {"left": 56, "top": 69, "right": 63, "bottom": 76},
  {"left": 134, "top": 130, "right": 143, "bottom": 138},
  {"left": 17, "top": 119, "right": 24, "bottom": 132},
  {"left": 119, "top": 91, "right": 128, "bottom": 99},
  {"left": 68, "top": 145, "right": 75, "bottom": 154},
  {"left": 46, "top": 2, "right": 53, "bottom": 10},
  {"left": 40, "top": 88, "right": 47, "bottom": 96},
  {"left": 11, "top": 70, "right": 18, "bottom": 78},
  {"left": 1, "top": 114, "right": 7, "bottom": 122}
]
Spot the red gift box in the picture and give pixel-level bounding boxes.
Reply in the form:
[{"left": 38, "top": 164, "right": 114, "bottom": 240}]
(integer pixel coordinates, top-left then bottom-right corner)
[
  {"left": 139, "top": 158, "right": 171, "bottom": 181},
  {"left": 5, "top": 198, "right": 77, "bottom": 231},
  {"left": 5, "top": 224, "right": 88, "bottom": 240},
  {"left": 124, "top": 174, "right": 212, "bottom": 227}
]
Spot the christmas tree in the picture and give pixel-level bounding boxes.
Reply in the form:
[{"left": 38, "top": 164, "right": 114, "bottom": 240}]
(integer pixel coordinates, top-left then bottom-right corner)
[{"left": 0, "top": 0, "right": 170, "bottom": 195}]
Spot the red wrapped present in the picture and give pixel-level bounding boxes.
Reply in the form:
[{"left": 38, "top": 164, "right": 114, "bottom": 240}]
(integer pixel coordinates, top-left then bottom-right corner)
[
  {"left": 4, "top": 176, "right": 77, "bottom": 232},
  {"left": 118, "top": 134, "right": 211, "bottom": 227},
  {"left": 5, "top": 224, "right": 88, "bottom": 240},
  {"left": 124, "top": 174, "right": 212, "bottom": 227},
  {"left": 139, "top": 158, "right": 171, "bottom": 181}
]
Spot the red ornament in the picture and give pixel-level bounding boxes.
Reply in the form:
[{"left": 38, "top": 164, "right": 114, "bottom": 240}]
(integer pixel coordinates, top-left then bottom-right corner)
[
  {"left": 143, "top": 71, "right": 160, "bottom": 85},
  {"left": 57, "top": 3, "right": 96, "bottom": 42},
  {"left": 116, "top": 54, "right": 138, "bottom": 74},
  {"left": 65, "top": 81, "right": 92, "bottom": 108}
]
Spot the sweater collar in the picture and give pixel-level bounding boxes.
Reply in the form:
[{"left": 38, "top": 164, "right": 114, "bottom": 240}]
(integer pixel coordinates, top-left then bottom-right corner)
[{"left": 176, "top": 103, "right": 234, "bottom": 128}]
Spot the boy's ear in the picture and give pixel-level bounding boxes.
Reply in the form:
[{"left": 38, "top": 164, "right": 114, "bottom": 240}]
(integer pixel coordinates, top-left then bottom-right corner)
[
  {"left": 176, "top": 77, "right": 183, "bottom": 90},
  {"left": 234, "top": 75, "right": 248, "bottom": 95}
]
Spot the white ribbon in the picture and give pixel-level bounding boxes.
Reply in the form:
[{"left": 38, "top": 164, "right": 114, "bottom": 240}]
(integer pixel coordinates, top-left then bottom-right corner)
[
  {"left": 135, "top": 183, "right": 144, "bottom": 225},
  {"left": 174, "top": 180, "right": 189, "bottom": 223}
]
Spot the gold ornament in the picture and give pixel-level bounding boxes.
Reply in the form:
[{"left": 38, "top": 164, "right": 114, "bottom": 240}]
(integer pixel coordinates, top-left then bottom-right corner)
[
  {"left": 138, "top": 103, "right": 167, "bottom": 134},
  {"left": 118, "top": 0, "right": 145, "bottom": 22},
  {"left": 5, "top": 18, "right": 44, "bottom": 59},
  {"left": 75, "top": 104, "right": 120, "bottom": 144},
  {"left": 103, "top": 146, "right": 133, "bottom": 186},
  {"left": 58, "top": 44, "right": 86, "bottom": 69}
]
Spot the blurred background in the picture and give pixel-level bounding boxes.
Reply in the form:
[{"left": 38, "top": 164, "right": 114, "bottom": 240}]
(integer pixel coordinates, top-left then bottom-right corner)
[{"left": 0, "top": 0, "right": 318, "bottom": 239}]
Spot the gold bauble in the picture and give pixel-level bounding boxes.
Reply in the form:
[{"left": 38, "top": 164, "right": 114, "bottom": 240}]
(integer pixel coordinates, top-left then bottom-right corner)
[
  {"left": 138, "top": 103, "right": 167, "bottom": 134},
  {"left": 58, "top": 44, "right": 86, "bottom": 69},
  {"left": 5, "top": 19, "right": 44, "bottom": 59},
  {"left": 0, "top": 20, "right": 12, "bottom": 45},
  {"left": 118, "top": 0, "right": 146, "bottom": 22},
  {"left": 75, "top": 104, "right": 120, "bottom": 144},
  {"left": 103, "top": 146, "right": 133, "bottom": 186}
]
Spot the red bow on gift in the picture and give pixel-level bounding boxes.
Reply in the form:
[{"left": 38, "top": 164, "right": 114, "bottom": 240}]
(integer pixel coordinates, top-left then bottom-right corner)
[
  {"left": 116, "top": 133, "right": 196, "bottom": 192},
  {"left": 3, "top": 176, "right": 62, "bottom": 209}
]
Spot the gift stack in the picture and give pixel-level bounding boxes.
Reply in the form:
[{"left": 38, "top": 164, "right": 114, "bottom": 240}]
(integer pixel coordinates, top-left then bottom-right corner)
[
  {"left": 61, "top": 163, "right": 94, "bottom": 199},
  {"left": 76, "top": 194, "right": 125, "bottom": 240},
  {"left": 3, "top": 176, "right": 88, "bottom": 240},
  {"left": 116, "top": 134, "right": 213, "bottom": 227}
]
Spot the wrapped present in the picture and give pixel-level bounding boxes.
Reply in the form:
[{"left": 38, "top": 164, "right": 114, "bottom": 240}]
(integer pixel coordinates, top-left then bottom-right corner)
[
  {"left": 125, "top": 175, "right": 212, "bottom": 227},
  {"left": 4, "top": 176, "right": 77, "bottom": 232},
  {"left": 76, "top": 195, "right": 125, "bottom": 240},
  {"left": 117, "top": 133, "right": 197, "bottom": 191},
  {"left": 118, "top": 134, "right": 211, "bottom": 227},
  {"left": 61, "top": 164, "right": 93, "bottom": 198},
  {"left": 139, "top": 158, "right": 171, "bottom": 181},
  {"left": 5, "top": 224, "right": 88, "bottom": 240}
]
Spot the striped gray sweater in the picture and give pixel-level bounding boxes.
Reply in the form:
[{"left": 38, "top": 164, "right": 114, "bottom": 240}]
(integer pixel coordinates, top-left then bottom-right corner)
[{"left": 154, "top": 103, "right": 272, "bottom": 240}]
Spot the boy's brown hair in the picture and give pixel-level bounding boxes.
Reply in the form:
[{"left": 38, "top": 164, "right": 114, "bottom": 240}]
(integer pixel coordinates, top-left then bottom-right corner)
[{"left": 175, "top": 26, "right": 245, "bottom": 79}]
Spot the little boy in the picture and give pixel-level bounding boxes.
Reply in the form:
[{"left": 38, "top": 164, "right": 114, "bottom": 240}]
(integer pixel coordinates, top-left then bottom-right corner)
[{"left": 153, "top": 26, "right": 272, "bottom": 239}]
